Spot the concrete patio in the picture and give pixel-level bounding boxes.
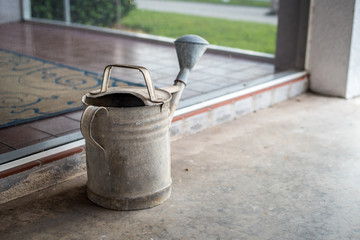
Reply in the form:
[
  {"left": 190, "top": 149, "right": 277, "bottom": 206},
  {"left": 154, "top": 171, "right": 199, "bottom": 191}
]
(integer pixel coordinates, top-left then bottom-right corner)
[{"left": 1, "top": 93, "right": 359, "bottom": 239}]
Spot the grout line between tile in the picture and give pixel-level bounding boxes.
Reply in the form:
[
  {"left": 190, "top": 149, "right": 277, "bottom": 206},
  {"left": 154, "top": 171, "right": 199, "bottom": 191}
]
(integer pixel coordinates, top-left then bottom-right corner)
[
  {"left": 63, "top": 115, "right": 81, "bottom": 122},
  {"left": 0, "top": 142, "right": 15, "bottom": 150},
  {"left": 28, "top": 126, "right": 58, "bottom": 138}
]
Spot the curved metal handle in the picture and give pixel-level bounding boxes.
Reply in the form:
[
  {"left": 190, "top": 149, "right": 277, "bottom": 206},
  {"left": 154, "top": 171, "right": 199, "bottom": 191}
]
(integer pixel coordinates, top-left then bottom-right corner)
[
  {"left": 94, "top": 64, "right": 162, "bottom": 103},
  {"left": 80, "top": 105, "right": 108, "bottom": 152}
]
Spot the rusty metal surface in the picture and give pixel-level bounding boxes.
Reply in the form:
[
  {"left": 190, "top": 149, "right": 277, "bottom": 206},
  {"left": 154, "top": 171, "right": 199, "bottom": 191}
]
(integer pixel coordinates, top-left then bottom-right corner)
[
  {"left": 80, "top": 35, "right": 208, "bottom": 210},
  {"left": 81, "top": 98, "right": 172, "bottom": 210},
  {"left": 87, "top": 184, "right": 171, "bottom": 211}
]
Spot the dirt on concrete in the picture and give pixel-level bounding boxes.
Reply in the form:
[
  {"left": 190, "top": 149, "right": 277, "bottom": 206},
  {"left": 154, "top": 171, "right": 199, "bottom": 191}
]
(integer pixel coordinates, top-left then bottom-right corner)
[{"left": 1, "top": 93, "right": 360, "bottom": 240}]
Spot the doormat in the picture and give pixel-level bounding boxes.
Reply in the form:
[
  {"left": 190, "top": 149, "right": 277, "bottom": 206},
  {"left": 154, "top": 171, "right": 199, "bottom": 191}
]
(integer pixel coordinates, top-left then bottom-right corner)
[{"left": 0, "top": 48, "right": 141, "bottom": 128}]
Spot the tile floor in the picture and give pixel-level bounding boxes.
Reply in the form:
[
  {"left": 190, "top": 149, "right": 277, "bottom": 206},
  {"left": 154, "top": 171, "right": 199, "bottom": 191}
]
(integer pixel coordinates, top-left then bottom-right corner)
[{"left": 0, "top": 22, "right": 275, "bottom": 155}]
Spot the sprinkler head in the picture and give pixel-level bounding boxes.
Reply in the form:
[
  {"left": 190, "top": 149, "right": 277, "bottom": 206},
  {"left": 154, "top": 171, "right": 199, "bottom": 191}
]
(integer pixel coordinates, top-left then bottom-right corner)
[{"left": 174, "top": 35, "right": 209, "bottom": 83}]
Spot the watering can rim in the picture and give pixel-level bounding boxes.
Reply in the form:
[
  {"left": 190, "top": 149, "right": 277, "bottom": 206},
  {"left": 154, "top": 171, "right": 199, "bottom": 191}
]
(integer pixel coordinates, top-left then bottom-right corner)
[{"left": 84, "top": 86, "right": 172, "bottom": 107}]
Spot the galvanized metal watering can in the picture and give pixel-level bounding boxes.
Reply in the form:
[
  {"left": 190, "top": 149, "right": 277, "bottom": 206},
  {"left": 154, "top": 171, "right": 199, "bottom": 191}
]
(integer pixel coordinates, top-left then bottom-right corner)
[{"left": 80, "top": 35, "right": 208, "bottom": 210}]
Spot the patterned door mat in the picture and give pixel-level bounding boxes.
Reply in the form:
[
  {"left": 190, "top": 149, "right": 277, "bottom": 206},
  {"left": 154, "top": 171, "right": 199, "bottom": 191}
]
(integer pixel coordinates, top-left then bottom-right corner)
[{"left": 0, "top": 49, "right": 138, "bottom": 128}]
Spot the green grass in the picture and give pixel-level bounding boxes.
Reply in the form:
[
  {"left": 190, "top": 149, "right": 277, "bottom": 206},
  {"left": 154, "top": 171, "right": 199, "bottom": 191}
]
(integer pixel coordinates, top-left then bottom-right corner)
[
  {"left": 170, "top": 0, "right": 270, "bottom": 8},
  {"left": 120, "top": 9, "right": 277, "bottom": 54}
]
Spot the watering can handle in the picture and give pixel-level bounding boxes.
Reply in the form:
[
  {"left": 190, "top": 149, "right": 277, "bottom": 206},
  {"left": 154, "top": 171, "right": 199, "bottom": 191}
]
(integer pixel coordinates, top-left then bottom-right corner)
[
  {"left": 80, "top": 105, "right": 108, "bottom": 152},
  {"left": 94, "top": 64, "right": 161, "bottom": 103}
]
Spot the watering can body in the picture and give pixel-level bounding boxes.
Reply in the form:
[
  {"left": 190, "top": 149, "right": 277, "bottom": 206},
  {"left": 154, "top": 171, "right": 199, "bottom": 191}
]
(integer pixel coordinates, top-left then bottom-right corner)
[
  {"left": 81, "top": 98, "right": 172, "bottom": 210},
  {"left": 81, "top": 35, "right": 208, "bottom": 210},
  {"left": 81, "top": 65, "right": 173, "bottom": 210}
]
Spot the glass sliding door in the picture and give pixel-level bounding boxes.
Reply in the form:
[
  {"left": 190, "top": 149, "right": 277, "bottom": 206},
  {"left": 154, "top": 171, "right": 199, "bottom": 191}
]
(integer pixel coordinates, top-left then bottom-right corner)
[{"left": 26, "top": 0, "right": 278, "bottom": 54}]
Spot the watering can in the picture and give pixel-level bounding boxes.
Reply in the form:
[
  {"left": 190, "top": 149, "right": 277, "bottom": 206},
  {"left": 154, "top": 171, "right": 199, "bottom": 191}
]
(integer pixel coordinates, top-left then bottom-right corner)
[{"left": 80, "top": 35, "right": 208, "bottom": 210}]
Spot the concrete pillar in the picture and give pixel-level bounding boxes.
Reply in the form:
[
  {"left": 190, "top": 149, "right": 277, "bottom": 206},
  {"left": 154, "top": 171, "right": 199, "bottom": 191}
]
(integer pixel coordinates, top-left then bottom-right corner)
[
  {"left": 0, "top": 0, "right": 22, "bottom": 23},
  {"left": 306, "top": 0, "right": 360, "bottom": 98},
  {"left": 275, "top": 0, "right": 310, "bottom": 71}
]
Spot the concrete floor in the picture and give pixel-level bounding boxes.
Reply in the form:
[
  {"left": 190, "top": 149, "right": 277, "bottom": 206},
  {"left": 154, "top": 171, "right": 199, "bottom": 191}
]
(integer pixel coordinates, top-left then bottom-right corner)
[{"left": 1, "top": 93, "right": 360, "bottom": 239}]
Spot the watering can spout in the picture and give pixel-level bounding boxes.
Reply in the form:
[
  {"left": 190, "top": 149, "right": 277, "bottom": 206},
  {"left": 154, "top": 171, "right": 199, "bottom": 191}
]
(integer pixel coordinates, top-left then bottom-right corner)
[
  {"left": 168, "top": 35, "right": 209, "bottom": 123},
  {"left": 174, "top": 34, "right": 209, "bottom": 84}
]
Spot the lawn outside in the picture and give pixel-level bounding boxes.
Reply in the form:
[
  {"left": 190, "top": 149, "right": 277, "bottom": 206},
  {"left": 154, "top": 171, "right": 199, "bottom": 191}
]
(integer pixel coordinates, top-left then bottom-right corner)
[
  {"left": 119, "top": 9, "right": 277, "bottom": 54},
  {"left": 170, "top": 0, "right": 271, "bottom": 8}
]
